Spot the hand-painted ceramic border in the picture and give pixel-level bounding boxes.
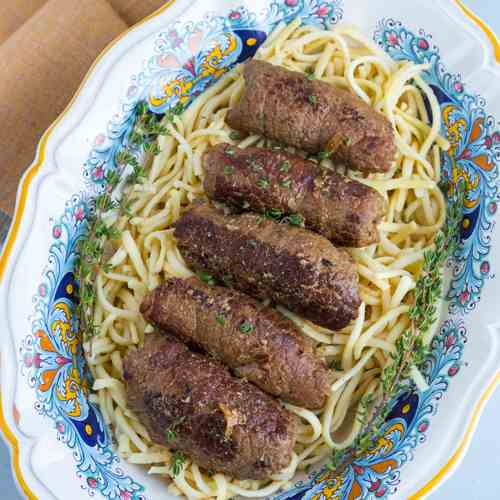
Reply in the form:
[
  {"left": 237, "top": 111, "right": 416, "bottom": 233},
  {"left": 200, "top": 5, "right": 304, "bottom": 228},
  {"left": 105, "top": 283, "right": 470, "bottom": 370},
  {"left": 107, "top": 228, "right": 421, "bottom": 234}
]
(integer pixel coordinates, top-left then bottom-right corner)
[{"left": 1, "top": 1, "right": 500, "bottom": 499}]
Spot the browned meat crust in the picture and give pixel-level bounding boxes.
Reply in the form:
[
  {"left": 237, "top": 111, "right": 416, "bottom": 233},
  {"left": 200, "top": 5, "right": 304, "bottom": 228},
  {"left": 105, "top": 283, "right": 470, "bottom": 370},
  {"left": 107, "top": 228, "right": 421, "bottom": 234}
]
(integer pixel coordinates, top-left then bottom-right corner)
[
  {"left": 174, "top": 202, "right": 361, "bottom": 330},
  {"left": 141, "top": 277, "right": 330, "bottom": 409},
  {"left": 203, "top": 143, "right": 385, "bottom": 247},
  {"left": 124, "top": 333, "right": 297, "bottom": 479},
  {"left": 226, "top": 60, "right": 396, "bottom": 174}
]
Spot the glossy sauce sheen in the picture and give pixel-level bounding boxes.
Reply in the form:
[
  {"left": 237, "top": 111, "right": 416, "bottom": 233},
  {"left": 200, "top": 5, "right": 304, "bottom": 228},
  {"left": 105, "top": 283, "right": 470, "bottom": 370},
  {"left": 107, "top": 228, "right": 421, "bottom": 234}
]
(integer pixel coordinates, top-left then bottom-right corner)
[
  {"left": 226, "top": 60, "right": 396, "bottom": 174},
  {"left": 141, "top": 277, "right": 330, "bottom": 409},
  {"left": 124, "top": 333, "right": 297, "bottom": 479},
  {"left": 204, "top": 143, "right": 385, "bottom": 247},
  {"left": 174, "top": 202, "right": 361, "bottom": 330}
]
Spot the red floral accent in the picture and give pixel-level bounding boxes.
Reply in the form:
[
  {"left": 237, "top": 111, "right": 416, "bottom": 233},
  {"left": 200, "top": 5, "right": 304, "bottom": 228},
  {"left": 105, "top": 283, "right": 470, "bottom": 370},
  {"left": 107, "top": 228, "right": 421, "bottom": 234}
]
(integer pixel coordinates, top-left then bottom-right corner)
[
  {"left": 229, "top": 11, "right": 241, "bottom": 20},
  {"left": 316, "top": 4, "right": 330, "bottom": 17},
  {"left": 489, "top": 201, "right": 498, "bottom": 214},
  {"left": 418, "top": 421, "right": 429, "bottom": 433},
  {"left": 448, "top": 364, "right": 459, "bottom": 377},
  {"left": 352, "top": 464, "right": 364, "bottom": 475},
  {"left": 74, "top": 207, "right": 85, "bottom": 222},
  {"left": 445, "top": 334, "right": 455, "bottom": 348},
  {"left": 39, "top": 284, "right": 48, "bottom": 296},
  {"left": 454, "top": 81, "right": 463, "bottom": 93},
  {"left": 94, "top": 133, "right": 105, "bottom": 146},
  {"left": 34, "top": 353, "right": 42, "bottom": 369},
  {"left": 52, "top": 225, "right": 62, "bottom": 239},
  {"left": 480, "top": 261, "right": 490, "bottom": 274},
  {"left": 87, "top": 477, "right": 98, "bottom": 489},
  {"left": 417, "top": 38, "right": 429, "bottom": 50},
  {"left": 386, "top": 32, "right": 399, "bottom": 46},
  {"left": 458, "top": 290, "right": 470, "bottom": 305},
  {"left": 93, "top": 166, "right": 104, "bottom": 180},
  {"left": 285, "top": 0, "right": 298, "bottom": 6}
]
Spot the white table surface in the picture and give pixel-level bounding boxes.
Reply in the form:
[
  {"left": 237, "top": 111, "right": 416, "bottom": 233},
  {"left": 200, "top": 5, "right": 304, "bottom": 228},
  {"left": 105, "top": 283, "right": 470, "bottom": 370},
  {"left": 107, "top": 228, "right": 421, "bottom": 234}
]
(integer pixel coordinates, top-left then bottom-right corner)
[{"left": 1, "top": 0, "right": 500, "bottom": 498}]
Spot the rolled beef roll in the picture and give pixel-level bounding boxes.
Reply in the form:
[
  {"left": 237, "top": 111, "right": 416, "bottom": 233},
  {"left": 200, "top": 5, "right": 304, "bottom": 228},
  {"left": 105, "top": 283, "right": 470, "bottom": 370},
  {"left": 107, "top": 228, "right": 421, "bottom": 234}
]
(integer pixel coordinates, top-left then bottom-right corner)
[
  {"left": 174, "top": 202, "right": 361, "bottom": 330},
  {"left": 141, "top": 277, "right": 330, "bottom": 409},
  {"left": 124, "top": 333, "right": 297, "bottom": 479},
  {"left": 226, "top": 60, "right": 396, "bottom": 174},
  {"left": 203, "top": 143, "right": 385, "bottom": 247}
]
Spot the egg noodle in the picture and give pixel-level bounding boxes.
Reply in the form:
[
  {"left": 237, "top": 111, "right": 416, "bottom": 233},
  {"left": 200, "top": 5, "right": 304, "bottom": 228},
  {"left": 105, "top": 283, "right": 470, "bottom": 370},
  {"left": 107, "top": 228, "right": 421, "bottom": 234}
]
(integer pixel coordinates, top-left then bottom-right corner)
[{"left": 84, "top": 18, "right": 449, "bottom": 499}]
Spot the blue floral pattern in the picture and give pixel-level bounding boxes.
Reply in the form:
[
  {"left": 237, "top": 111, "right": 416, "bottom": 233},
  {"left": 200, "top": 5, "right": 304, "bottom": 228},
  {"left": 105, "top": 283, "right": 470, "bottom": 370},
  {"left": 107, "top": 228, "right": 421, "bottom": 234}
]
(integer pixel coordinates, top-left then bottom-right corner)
[
  {"left": 21, "top": 3, "right": 499, "bottom": 500},
  {"left": 374, "top": 19, "right": 500, "bottom": 314}
]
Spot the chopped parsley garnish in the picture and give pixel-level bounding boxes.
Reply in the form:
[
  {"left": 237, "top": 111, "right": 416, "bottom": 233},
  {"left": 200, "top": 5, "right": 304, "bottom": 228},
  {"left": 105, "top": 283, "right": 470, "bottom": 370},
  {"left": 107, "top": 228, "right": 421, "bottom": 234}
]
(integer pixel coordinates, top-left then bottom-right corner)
[
  {"left": 280, "top": 178, "right": 292, "bottom": 189},
  {"left": 198, "top": 271, "right": 216, "bottom": 286},
  {"left": 305, "top": 67, "right": 316, "bottom": 80},
  {"left": 224, "top": 165, "right": 233, "bottom": 175},
  {"left": 308, "top": 94, "right": 318, "bottom": 106},
  {"left": 216, "top": 314, "right": 226, "bottom": 326},
  {"left": 257, "top": 177, "right": 270, "bottom": 189},
  {"left": 284, "top": 213, "right": 304, "bottom": 227},
  {"left": 225, "top": 147, "right": 236, "bottom": 157},
  {"left": 248, "top": 239, "right": 258, "bottom": 247},
  {"left": 318, "top": 149, "right": 332, "bottom": 161},
  {"left": 229, "top": 131, "right": 241, "bottom": 140},
  {"left": 165, "top": 417, "right": 186, "bottom": 443},
  {"left": 170, "top": 451, "right": 185, "bottom": 476},
  {"left": 265, "top": 208, "right": 284, "bottom": 221},
  {"left": 242, "top": 201, "right": 250, "bottom": 209},
  {"left": 278, "top": 160, "right": 290, "bottom": 173},
  {"left": 239, "top": 321, "right": 254, "bottom": 334},
  {"left": 344, "top": 137, "right": 352, "bottom": 146}
]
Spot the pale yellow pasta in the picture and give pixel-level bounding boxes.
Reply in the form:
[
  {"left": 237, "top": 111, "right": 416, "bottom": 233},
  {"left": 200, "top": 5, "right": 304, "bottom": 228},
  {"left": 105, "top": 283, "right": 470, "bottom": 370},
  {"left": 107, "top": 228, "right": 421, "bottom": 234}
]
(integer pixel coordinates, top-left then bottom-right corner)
[{"left": 84, "top": 19, "right": 447, "bottom": 499}]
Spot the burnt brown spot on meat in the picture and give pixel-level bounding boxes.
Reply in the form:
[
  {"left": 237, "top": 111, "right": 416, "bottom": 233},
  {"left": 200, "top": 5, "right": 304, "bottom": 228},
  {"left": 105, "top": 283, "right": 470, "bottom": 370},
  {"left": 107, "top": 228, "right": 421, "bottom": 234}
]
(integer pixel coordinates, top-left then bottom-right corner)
[{"left": 226, "top": 60, "right": 396, "bottom": 174}]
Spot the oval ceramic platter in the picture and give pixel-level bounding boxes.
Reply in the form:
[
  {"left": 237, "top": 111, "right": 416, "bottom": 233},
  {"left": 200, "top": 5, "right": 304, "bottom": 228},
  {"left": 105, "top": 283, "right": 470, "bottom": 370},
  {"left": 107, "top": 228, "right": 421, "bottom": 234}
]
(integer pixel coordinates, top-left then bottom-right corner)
[{"left": 1, "top": 1, "right": 500, "bottom": 499}]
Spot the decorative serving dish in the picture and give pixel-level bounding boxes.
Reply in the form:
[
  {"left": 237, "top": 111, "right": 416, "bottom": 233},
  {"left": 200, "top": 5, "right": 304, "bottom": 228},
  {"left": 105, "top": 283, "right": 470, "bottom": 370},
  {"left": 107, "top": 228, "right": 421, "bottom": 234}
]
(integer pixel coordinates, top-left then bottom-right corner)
[{"left": 1, "top": 1, "right": 500, "bottom": 499}]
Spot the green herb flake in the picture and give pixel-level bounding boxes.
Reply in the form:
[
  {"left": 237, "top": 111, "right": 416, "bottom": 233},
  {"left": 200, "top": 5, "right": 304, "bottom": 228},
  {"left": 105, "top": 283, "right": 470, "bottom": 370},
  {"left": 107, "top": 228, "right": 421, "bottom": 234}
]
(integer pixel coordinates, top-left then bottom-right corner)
[
  {"left": 344, "top": 137, "right": 352, "bottom": 147},
  {"left": 170, "top": 451, "right": 185, "bottom": 476},
  {"left": 224, "top": 165, "right": 234, "bottom": 176},
  {"left": 278, "top": 160, "right": 290, "bottom": 173},
  {"left": 308, "top": 94, "right": 318, "bottom": 106},
  {"left": 285, "top": 213, "right": 304, "bottom": 227},
  {"left": 229, "top": 131, "right": 241, "bottom": 141},
  {"left": 198, "top": 271, "right": 216, "bottom": 286},
  {"left": 280, "top": 178, "right": 292, "bottom": 189},
  {"left": 305, "top": 67, "right": 316, "bottom": 81},
  {"left": 248, "top": 239, "right": 258, "bottom": 247},
  {"left": 165, "top": 417, "right": 185, "bottom": 443},
  {"left": 317, "top": 150, "right": 332, "bottom": 161},
  {"left": 242, "top": 201, "right": 250, "bottom": 209},
  {"left": 239, "top": 321, "right": 254, "bottom": 334},
  {"left": 216, "top": 314, "right": 226, "bottom": 326},
  {"left": 257, "top": 177, "right": 270, "bottom": 189},
  {"left": 265, "top": 208, "right": 283, "bottom": 221}
]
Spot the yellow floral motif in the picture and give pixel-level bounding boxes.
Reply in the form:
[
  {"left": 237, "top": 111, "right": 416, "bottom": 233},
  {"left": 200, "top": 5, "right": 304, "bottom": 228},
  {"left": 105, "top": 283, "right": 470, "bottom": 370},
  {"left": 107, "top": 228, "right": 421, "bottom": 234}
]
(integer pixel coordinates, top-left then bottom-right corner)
[
  {"left": 150, "top": 32, "right": 238, "bottom": 109},
  {"left": 442, "top": 104, "right": 481, "bottom": 209}
]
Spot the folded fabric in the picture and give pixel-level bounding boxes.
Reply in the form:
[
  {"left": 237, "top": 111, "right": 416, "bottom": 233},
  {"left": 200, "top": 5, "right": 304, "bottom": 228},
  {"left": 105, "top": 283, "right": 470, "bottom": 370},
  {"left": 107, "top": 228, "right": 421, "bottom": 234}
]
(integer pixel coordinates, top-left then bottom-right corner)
[
  {"left": 0, "top": 0, "right": 47, "bottom": 44},
  {"left": 108, "top": 0, "right": 170, "bottom": 25},
  {"left": 0, "top": 0, "right": 127, "bottom": 215}
]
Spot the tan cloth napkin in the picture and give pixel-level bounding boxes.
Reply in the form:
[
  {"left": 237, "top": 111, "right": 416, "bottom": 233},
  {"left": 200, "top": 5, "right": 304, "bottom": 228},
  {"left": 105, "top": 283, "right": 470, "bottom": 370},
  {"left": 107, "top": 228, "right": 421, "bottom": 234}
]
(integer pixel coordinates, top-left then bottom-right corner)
[
  {"left": 0, "top": 0, "right": 48, "bottom": 44},
  {"left": 0, "top": 0, "right": 168, "bottom": 216},
  {"left": 108, "top": 0, "right": 169, "bottom": 25}
]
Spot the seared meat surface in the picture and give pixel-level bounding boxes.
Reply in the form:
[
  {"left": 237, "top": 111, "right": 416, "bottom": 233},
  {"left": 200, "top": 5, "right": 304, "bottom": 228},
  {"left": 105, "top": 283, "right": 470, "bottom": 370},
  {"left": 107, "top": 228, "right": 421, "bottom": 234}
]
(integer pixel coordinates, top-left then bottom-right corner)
[
  {"left": 204, "top": 143, "right": 385, "bottom": 247},
  {"left": 124, "top": 333, "right": 297, "bottom": 479},
  {"left": 226, "top": 60, "right": 396, "bottom": 174},
  {"left": 174, "top": 202, "right": 361, "bottom": 330},
  {"left": 141, "top": 277, "right": 330, "bottom": 409}
]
